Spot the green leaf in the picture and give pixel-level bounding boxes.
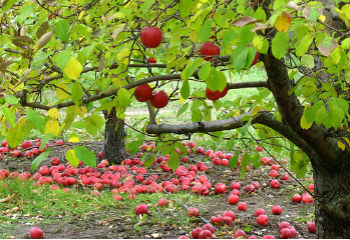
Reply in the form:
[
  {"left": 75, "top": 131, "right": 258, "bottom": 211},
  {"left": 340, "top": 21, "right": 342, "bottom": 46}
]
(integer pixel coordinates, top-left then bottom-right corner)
[
  {"left": 84, "top": 115, "right": 104, "bottom": 135},
  {"left": 296, "top": 34, "right": 313, "bottom": 57},
  {"left": 198, "top": 62, "right": 211, "bottom": 80},
  {"left": 117, "top": 88, "right": 131, "bottom": 107},
  {"left": 198, "top": 19, "right": 212, "bottom": 42},
  {"left": 191, "top": 105, "right": 203, "bottom": 122},
  {"left": 231, "top": 45, "right": 249, "bottom": 70},
  {"left": 126, "top": 140, "right": 143, "bottom": 155},
  {"left": 177, "top": 103, "right": 189, "bottom": 117},
  {"left": 40, "top": 133, "right": 53, "bottom": 151},
  {"left": 229, "top": 151, "right": 239, "bottom": 168},
  {"left": 65, "top": 149, "right": 80, "bottom": 167},
  {"left": 324, "top": 104, "right": 344, "bottom": 129},
  {"left": 206, "top": 68, "right": 226, "bottom": 91},
  {"left": 301, "top": 55, "right": 315, "bottom": 68},
  {"left": 18, "top": 3, "right": 33, "bottom": 24},
  {"left": 71, "top": 82, "right": 83, "bottom": 105},
  {"left": 56, "top": 19, "right": 70, "bottom": 43},
  {"left": 181, "top": 58, "right": 203, "bottom": 80},
  {"left": 271, "top": 32, "right": 289, "bottom": 59},
  {"left": 305, "top": 101, "right": 327, "bottom": 125},
  {"left": 31, "top": 149, "right": 50, "bottom": 171},
  {"left": 5, "top": 95, "right": 19, "bottom": 104},
  {"left": 75, "top": 146, "right": 96, "bottom": 168},
  {"left": 168, "top": 149, "right": 179, "bottom": 170},
  {"left": 240, "top": 26, "right": 255, "bottom": 45},
  {"left": 7, "top": 124, "right": 23, "bottom": 148},
  {"left": 240, "top": 153, "right": 250, "bottom": 179},
  {"left": 181, "top": 80, "right": 190, "bottom": 99},
  {"left": 144, "top": 155, "right": 155, "bottom": 168},
  {"left": 179, "top": 0, "right": 192, "bottom": 18},
  {"left": 222, "top": 30, "right": 238, "bottom": 48},
  {"left": 2, "top": 108, "right": 16, "bottom": 127}
]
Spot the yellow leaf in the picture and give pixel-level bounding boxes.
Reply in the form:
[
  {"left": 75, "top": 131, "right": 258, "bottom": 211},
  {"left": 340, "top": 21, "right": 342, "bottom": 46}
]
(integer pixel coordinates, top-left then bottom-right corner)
[
  {"left": 337, "top": 140, "right": 345, "bottom": 151},
  {"left": 68, "top": 136, "right": 80, "bottom": 143},
  {"left": 48, "top": 108, "right": 59, "bottom": 119},
  {"left": 319, "top": 14, "right": 326, "bottom": 23},
  {"left": 274, "top": 11, "right": 292, "bottom": 32},
  {"left": 300, "top": 113, "right": 312, "bottom": 130},
  {"left": 343, "top": 137, "right": 350, "bottom": 146},
  {"left": 179, "top": 97, "right": 185, "bottom": 104},
  {"left": 77, "top": 106, "right": 87, "bottom": 117},
  {"left": 56, "top": 82, "right": 70, "bottom": 100},
  {"left": 45, "top": 119, "right": 60, "bottom": 136},
  {"left": 64, "top": 57, "right": 82, "bottom": 80},
  {"left": 250, "top": 107, "right": 261, "bottom": 116},
  {"left": 78, "top": 10, "right": 85, "bottom": 20}
]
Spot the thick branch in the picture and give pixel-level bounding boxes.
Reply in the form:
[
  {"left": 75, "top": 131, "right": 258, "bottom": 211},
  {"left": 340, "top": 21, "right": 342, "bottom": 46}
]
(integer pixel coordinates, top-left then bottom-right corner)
[
  {"left": 146, "top": 111, "right": 314, "bottom": 157},
  {"left": 228, "top": 81, "right": 268, "bottom": 89},
  {"left": 263, "top": 49, "right": 340, "bottom": 163}
]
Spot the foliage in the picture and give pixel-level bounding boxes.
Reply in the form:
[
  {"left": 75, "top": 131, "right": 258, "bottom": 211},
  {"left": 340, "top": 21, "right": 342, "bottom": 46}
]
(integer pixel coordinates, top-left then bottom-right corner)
[{"left": 1, "top": 0, "right": 350, "bottom": 179}]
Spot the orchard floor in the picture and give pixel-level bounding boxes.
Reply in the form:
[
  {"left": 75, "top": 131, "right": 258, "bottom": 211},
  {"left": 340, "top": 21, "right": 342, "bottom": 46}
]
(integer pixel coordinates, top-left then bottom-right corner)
[{"left": 0, "top": 142, "right": 315, "bottom": 239}]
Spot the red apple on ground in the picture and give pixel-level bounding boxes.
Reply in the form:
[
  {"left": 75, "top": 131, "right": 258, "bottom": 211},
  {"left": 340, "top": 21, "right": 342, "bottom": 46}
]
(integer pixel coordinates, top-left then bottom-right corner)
[
  {"left": 210, "top": 215, "right": 223, "bottom": 225},
  {"left": 30, "top": 227, "right": 44, "bottom": 239},
  {"left": 231, "top": 182, "right": 241, "bottom": 190},
  {"left": 291, "top": 193, "right": 302, "bottom": 203},
  {"left": 135, "top": 204, "right": 148, "bottom": 215},
  {"left": 257, "top": 214, "right": 269, "bottom": 226},
  {"left": 228, "top": 194, "right": 240, "bottom": 205},
  {"left": 255, "top": 208, "right": 266, "bottom": 217},
  {"left": 280, "top": 228, "right": 292, "bottom": 239},
  {"left": 272, "top": 205, "right": 282, "bottom": 215},
  {"left": 56, "top": 140, "right": 64, "bottom": 146},
  {"left": 191, "top": 228, "right": 202, "bottom": 239},
  {"left": 262, "top": 235, "right": 276, "bottom": 239},
  {"left": 187, "top": 207, "right": 200, "bottom": 217},
  {"left": 245, "top": 184, "right": 255, "bottom": 193},
  {"left": 201, "top": 224, "right": 215, "bottom": 233},
  {"left": 214, "top": 183, "right": 227, "bottom": 194},
  {"left": 307, "top": 222, "right": 316, "bottom": 233},
  {"left": 278, "top": 222, "right": 291, "bottom": 230},
  {"left": 234, "top": 229, "right": 247, "bottom": 239},
  {"left": 22, "top": 141, "right": 33, "bottom": 149},
  {"left": 222, "top": 210, "right": 236, "bottom": 221},
  {"left": 198, "top": 230, "right": 213, "bottom": 239},
  {"left": 134, "top": 84, "right": 153, "bottom": 102},
  {"left": 51, "top": 158, "right": 60, "bottom": 166},
  {"left": 270, "top": 180, "right": 280, "bottom": 188},
  {"left": 150, "top": 90, "right": 168, "bottom": 108},
  {"left": 237, "top": 202, "right": 247, "bottom": 211},
  {"left": 140, "top": 26, "right": 162, "bottom": 48},
  {"left": 157, "top": 198, "right": 169, "bottom": 207}
]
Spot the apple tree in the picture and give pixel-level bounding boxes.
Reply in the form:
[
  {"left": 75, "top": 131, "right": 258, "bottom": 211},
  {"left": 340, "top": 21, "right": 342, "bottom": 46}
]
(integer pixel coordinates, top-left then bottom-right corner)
[{"left": 1, "top": 0, "right": 350, "bottom": 238}]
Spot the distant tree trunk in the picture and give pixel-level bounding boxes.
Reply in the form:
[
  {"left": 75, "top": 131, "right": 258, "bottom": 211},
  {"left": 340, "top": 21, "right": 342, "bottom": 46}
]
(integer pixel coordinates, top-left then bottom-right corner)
[
  {"left": 103, "top": 107, "right": 127, "bottom": 164},
  {"left": 312, "top": 154, "right": 350, "bottom": 238}
]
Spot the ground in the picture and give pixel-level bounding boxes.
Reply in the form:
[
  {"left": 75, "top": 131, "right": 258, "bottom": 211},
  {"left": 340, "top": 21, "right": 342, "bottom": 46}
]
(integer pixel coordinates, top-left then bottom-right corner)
[{"left": 0, "top": 141, "right": 315, "bottom": 239}]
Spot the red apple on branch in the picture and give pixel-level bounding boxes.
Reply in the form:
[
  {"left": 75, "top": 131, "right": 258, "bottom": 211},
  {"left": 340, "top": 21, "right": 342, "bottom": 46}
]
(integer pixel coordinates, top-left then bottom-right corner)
[
  {"left": 150, "top": 90, "right": 168, "bottom": 108},
  {"left": 140, "top": 27, "right": 162, "bottom": 48}
]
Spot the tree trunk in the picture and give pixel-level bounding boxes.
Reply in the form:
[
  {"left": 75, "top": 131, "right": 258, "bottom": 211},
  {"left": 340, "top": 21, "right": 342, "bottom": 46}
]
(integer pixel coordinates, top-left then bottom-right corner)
[
  {"left": 312, "top": 154, "right": 350, "bottom": 238},
  {"left": 103, "top": 107, "right": 127, "bottom": 164}
]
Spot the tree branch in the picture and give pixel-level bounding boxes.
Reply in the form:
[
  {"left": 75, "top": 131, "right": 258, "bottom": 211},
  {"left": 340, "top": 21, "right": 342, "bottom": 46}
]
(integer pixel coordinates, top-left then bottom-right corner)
[
  {"left": 146, "top": 111, "right": 314, "bottom": 157},
  {"left": 228, "top": 81, "right": 268, "bottom": 89},
  {"left": 262, "top": 49, "right": 340, "bottom": 163}
]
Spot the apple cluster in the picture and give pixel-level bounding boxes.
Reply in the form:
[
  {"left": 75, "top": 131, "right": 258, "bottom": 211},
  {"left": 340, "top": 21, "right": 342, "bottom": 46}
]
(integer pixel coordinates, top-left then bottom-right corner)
[{"left": 134, "top": 83, "right": 168, "bottom": 108}]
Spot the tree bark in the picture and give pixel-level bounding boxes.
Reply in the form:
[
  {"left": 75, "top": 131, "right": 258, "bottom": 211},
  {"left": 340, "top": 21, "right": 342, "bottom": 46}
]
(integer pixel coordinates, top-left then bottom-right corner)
[
  {"left": 312, "top": 154, "right": 350, "bottom": 238},
  {"left": 103, "top": 107, "right": 127, "bottom": 164}
]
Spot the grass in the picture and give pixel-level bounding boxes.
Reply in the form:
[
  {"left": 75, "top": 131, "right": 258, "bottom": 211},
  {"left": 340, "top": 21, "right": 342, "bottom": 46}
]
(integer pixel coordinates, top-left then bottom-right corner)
[{"left": 0, "top": 177, "right": 207, "bottom": 237}]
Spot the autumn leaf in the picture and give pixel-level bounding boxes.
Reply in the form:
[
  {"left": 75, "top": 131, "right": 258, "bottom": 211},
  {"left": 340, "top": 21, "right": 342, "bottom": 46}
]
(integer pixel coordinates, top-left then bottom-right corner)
[
  {"left": 64, "top": 57, "right": 82, "bottom": 80},
  {"left": 232, "top": 16, "right": 260, "bottom": 27},
  {"left": 318, "top": 38, "right": 338, "bottom": 56},
  {"left": 274, "top": 12, "right": 292, "bottom": 32}
]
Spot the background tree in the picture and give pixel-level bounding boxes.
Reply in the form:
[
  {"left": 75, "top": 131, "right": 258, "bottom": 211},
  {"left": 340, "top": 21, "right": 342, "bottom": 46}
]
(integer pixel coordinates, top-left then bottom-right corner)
[{"left": 1, "top": 0, "right": 350, "bottom": 238}]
